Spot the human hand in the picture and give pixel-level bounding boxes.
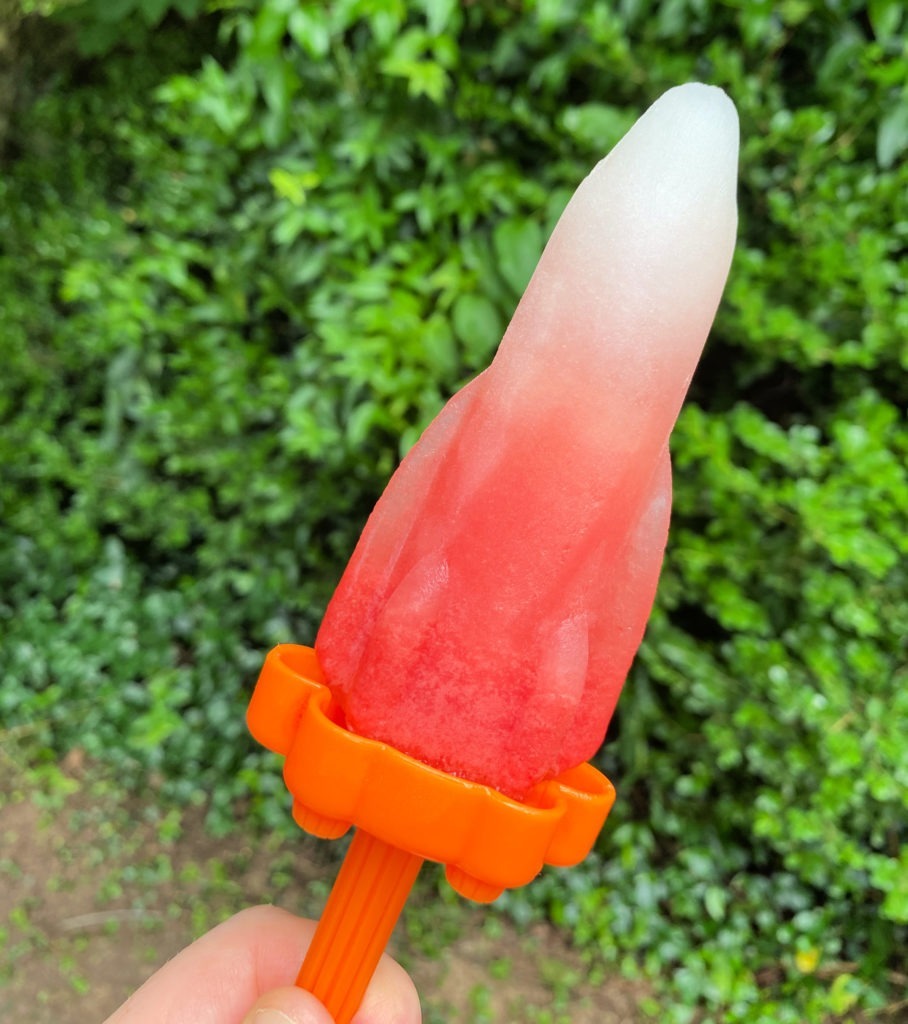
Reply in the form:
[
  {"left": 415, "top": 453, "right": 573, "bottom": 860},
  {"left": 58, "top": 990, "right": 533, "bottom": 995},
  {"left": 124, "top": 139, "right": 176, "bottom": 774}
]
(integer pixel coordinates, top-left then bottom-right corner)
[{"left": 103, "top": 905, "right": 421, "bottom": 1024}]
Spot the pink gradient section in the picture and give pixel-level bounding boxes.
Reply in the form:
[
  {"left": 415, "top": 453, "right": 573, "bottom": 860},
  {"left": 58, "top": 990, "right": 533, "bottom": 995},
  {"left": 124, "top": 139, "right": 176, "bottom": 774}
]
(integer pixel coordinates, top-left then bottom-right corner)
[{"left": 316, "top": 84, "right": 739, "bottom": 797}]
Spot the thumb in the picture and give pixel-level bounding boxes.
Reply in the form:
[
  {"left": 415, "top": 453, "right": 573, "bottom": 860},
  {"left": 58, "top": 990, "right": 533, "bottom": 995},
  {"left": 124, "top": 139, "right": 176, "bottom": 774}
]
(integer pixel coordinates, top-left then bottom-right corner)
[{"left": 241, "top": 986, "right": 334, "bottom": 1024}]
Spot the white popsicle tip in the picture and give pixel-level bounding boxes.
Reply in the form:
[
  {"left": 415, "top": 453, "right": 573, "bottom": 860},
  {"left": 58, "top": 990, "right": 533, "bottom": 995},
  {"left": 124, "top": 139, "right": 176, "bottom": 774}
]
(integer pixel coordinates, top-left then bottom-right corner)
[
  {"left": 497, "top": 81, "right": 739, "bottom": 441},
  {"left": 612, "top": 81, "right": 739, "bottom": 342},
  {"left": 573, "top": 81, "right": 739, "bottom": 350}
]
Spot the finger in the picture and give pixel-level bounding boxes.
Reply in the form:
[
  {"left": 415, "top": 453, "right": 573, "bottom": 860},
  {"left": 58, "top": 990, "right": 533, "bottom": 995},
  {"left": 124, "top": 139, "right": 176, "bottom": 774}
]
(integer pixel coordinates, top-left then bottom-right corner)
[
  {"left": 105, "top": 906, "right": 316, "bottom": 1024},
  {"left": 353, "top": 952, "right": 421, "bottom": 1024},
  {"left": 240, "top": 986, "right": 333, "bottom": 1024},
  {"left": 237, "top": 959, "right": 421, "bottom": 1024},
  {"left": 103, "top": 905, "right": 419, "bottom": 1024}
]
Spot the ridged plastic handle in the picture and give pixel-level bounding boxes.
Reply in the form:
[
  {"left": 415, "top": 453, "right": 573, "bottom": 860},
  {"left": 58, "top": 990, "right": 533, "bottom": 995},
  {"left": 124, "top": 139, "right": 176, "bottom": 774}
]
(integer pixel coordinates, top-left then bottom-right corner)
[{"left": 296, "top": 830, "right": 424, "bottom": 1023}]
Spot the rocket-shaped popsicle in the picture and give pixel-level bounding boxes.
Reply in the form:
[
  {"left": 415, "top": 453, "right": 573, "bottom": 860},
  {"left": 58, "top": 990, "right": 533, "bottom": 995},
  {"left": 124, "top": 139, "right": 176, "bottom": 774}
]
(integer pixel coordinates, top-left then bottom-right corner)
[
  {"left": 317, "top": 83, "right": 739, "bottom": 798},
  {"left": 248, "top": 83, "right": 739, "bottom": 1023}
]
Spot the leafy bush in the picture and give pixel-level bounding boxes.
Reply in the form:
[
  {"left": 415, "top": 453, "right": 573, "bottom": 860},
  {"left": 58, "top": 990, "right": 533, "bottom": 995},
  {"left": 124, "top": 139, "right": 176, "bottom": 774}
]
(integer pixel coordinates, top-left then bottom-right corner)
[{"left": 1, "top": 1, "right": 905, "bottom": 1020}]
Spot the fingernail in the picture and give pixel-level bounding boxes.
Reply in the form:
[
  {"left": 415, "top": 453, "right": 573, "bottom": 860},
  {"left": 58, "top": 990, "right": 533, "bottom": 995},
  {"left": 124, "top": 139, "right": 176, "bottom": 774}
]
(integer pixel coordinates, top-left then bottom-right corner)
[{"left": 249, "top": 1011, "right": 294, "bottom": 1024}]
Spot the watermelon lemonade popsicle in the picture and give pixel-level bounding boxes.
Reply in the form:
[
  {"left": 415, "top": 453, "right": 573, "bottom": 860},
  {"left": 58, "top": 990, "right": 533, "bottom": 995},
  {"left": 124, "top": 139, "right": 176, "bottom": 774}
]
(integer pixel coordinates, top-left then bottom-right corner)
[
  {"left": 248, "top": 82, "right": 738, "bottom": 1022},
  {"left": 317, "top": 82, "right": 739, "bottom": 798}
]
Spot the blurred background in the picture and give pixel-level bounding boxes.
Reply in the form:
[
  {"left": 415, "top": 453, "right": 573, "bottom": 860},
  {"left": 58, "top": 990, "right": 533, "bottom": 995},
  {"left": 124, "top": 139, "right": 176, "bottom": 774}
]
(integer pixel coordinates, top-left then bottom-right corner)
[{"left": 1, "top": 1, "right": 906, "bottom": 1022}]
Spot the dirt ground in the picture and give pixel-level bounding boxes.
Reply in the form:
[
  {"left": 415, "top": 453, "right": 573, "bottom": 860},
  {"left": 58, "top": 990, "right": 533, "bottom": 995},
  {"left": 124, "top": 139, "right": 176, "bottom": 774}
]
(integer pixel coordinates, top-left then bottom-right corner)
[{"left": 0, "top": 755, "right": 649, "bottom": 1023}]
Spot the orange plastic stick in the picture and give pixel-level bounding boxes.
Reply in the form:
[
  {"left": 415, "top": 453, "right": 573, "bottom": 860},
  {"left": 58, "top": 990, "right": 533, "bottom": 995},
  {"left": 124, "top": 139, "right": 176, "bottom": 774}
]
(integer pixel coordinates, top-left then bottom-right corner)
[{"left": 296, "top": 830, "right": 423, "bottom": 1024}]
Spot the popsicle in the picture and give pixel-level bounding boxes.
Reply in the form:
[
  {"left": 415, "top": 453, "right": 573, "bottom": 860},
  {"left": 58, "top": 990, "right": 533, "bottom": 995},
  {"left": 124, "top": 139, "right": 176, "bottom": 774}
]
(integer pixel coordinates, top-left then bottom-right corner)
[
  {"left": 316, "top": 83, "right": 738, "bottom": 799},
  {"left": 248, "top": 82, "right": 739, "bottom": 1022}
]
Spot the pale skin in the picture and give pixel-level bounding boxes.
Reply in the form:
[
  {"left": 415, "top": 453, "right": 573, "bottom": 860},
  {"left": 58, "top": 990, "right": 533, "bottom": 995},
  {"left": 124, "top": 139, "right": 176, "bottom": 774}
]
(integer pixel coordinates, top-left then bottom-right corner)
[{"left": 103, "top": 905, "right": 421, "bottom": 1024}]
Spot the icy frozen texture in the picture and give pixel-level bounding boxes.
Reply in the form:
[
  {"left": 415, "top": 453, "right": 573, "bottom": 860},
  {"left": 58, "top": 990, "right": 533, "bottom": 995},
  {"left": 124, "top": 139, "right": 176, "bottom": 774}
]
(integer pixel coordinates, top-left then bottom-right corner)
[{"left": 317, "top": 84, "right": 739, "bottom": 797}]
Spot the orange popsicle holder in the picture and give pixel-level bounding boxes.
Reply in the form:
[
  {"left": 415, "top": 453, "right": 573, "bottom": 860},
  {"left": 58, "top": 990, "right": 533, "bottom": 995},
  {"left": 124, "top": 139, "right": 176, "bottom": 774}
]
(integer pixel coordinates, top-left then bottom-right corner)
[{"left": 248, "top": 643, "right": 616, "bottom": 1023}]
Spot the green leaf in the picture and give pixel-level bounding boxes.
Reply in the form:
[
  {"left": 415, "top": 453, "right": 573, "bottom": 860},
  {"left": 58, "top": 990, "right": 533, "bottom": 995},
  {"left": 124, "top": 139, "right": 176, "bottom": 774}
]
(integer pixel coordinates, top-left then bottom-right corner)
[
  {"left": 561, "top": 103, "right": 634, "bottom": 150},
  {"left": 422, "top": 0, "right": 457, "bottom": 36},
  {"left": 827, "top": 974, "right": 860, "bottom": 1015},
  {"left": 452, "top": 293, "right": 503, "bottom": 360},
  {"left": 868, "top": 0, "right": 904, "bottom": 42},
  {"left": 703, "top": 886, "right": 727, "bottom": 922},
  {"left": 288, "top": 7, "right": 331, "bottom": 58},
  {"left": 492, "top": 218, "right": 543, "bottom": 297},
  {"left": 877, "top": 96, "right": 908, "bottom": 169},
  {"left": 268, "top": 167, "right": 321, "bottom": 207}
]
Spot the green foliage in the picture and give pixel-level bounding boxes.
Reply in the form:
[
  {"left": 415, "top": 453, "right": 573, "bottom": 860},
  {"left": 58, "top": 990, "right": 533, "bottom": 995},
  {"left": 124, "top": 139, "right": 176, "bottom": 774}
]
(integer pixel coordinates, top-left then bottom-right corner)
[
  {"left": 1, "top": 1, "right": 906, "bottom": 1020},
  {"left": 50, "top": 0, "right": 207, "bottom": 55}
]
